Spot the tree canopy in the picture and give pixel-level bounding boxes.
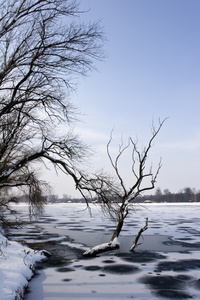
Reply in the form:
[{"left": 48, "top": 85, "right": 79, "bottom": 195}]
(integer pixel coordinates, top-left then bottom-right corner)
[{"left": 0, "top": 0, "right": 103, "bottom": 211}]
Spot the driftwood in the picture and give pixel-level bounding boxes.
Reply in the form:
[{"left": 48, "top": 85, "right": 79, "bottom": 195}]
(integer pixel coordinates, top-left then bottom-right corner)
[
  {"left": 83, "top": 238, "right": 120, "bottom": 257},
  {"left": 130, "top": 217, "right": 148, "bottom": 251}
]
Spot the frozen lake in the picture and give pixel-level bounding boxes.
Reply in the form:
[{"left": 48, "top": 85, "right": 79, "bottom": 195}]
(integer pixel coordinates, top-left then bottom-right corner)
[{"left": 9, "top": 203, "right": 200, "bottom": 299}]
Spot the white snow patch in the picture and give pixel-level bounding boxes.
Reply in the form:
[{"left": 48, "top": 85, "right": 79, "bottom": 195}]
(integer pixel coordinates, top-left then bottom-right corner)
[{"left": 0, "top": 232, "right": 46, "bottom": 300}]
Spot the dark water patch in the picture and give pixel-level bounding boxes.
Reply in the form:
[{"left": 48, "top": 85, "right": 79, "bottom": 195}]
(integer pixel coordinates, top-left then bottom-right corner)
[
  {"left": 103, "top": 264, "right": 140, "bottom": 274},
  {"left": 175, "top": 275, "right": 195, "bottom": 282},
  {"left": 139, "top": 275, "right": 184, "bottom": 290},
  {"left": 60, "top": 225, "right": 85, "bottom": 229},
  {"left": 156, "top": 259, "right": 200, "bottom": 272},
  {"left": 56, "top": 267, "right": 75, "bottom": 272},
  {"left": 118, "top": 250, "right": 167, "bottom": 263},
  {"left": 163, "top": 238, "right": 200, "bottom": 249},
  {"left": 57, "top": 221, "right": 83, "bottom": 225},
  {"left": 27, "top": 230, "right": 42, "bottom": 234},
  {"left": 194, "top": 279, "right": 200, "bottom": 290},
  {"left": 37, "top": 256, "right": 70, "bottom": 269},
  {"left": 62, "top": 278, "right": 72, "bottom": 282},
  {"left": 177, "top": 227, "right": 200, "bottom": 235},
  {"left": 73, "top": 264, "right": 83, "bottom": 268},
  {"left": 68, "top": 227, "right": 99, "bottom": 231},
  {"left": 169, "top": 218, "right": 200, "bottom": 226},
  {"left": 84, "top": 265, "right": 102, "bottom": 271},
  {"left": 9, "top": 233, "right": 29, "bottom": 239},
  {"left": 119, "top": 235, "right": 198, "bottom": 252},
  {"left": 28, "top": 240, "right": 84, "bottom": 269},
  {"left": 170, "top": 219, "right": 192, "bottom": 224},
  {"left": 30, "top": 233, "right": 61, "bottom": 241},
  {"left": 102, "top": 259, "right": 115, "bottom": 264},
  {"left": 125, "top": 222, "right": 138, "bottom": 227},
  {"left": 35, "top": 217, "right": 58, "bottom": 223},
  {"left": 63, "top": 229, "right": 112, "bottom": 249},
  {"left": 151, "top": 226, "right": 162, "bottom": 229},
  {"left": 9, "top": 230, "right": 62, "bottom": 243},
  {"left": 178, "top": 238, "right": 194, "bottom": 241},
  {"left": 153, "top": 289, "right": 193, "bottom": 299}
]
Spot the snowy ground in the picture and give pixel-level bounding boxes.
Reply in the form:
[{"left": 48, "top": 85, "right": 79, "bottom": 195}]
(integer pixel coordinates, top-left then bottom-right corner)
[
  {"left": 2, "top": 203, "right": 200, "bottom": 299},
  {"left": 0, "top": 230, "right": 46, "bottom": 300}
]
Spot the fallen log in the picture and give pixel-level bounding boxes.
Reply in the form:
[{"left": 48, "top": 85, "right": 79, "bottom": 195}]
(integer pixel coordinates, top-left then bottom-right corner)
[{"left": 83, "top": 237, "right": 120, "bottom": 257}]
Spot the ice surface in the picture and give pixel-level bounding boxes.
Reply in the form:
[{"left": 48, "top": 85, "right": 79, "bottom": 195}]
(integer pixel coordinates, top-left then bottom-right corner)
[{"left": 1, "top": 202, "right": 200, "bottom": 299}]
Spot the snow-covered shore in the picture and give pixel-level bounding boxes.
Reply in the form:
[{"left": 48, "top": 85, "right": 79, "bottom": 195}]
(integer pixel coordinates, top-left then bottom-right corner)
[{"left": 0, "top": 231, "right": 46, "bottom": 300}]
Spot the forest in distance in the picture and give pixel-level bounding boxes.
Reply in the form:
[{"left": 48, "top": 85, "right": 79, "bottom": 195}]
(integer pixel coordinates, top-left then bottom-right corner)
[{"left": 14, "top": 187, "right": 200, "bottom": 204}]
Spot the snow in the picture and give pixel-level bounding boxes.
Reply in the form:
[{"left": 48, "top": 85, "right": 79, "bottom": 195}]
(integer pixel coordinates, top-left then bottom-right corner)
[
  {"left": 83, "top": 237, "right": 120, "bottom": 256},
  {"left": 0, "top": 231, "right": 46, "bottom": 300}
]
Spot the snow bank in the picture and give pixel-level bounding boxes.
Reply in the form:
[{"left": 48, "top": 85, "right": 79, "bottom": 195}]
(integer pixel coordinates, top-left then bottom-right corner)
[{"left": 0, "top": 231, "right": 46, "bottom": 300}]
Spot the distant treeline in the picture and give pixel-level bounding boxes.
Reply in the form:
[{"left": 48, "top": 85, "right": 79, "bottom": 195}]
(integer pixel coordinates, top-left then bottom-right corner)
[
  {"left": 14, "top": 187, "right": 200, "bottom": 203},
  {"left": 145, "top": 187, "right": 200, "bottom": 203}
]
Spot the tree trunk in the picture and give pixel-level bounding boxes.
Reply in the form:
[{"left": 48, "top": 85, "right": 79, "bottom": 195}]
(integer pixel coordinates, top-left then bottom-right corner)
[
  {"left": 110, "top": 216, "right": 124, "bottom": 242},
  {"left": 82, "top": 216, "right": 123, "bottom": 257}
]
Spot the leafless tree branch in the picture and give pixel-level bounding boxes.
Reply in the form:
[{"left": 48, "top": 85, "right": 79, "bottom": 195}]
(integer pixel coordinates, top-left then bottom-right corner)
[
  {"left": 83, "top": 119, "right": 166, "bottom": 256},
  {"left": 0, "top": 0, "right": 104, "bottom": 222}
]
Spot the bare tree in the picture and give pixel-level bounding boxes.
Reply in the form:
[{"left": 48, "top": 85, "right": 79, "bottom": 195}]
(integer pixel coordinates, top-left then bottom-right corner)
[
  {"left": 0, "top": 0, "right": 103, "bottom": 218},
  {"left": 83, "top": 119, "right": 165, "bottom": 257}
]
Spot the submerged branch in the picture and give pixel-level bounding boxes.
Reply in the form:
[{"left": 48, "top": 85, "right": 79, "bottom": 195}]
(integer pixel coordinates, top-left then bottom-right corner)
[{"left": 130, "top": 217, "right": 148, "bottom": 251}]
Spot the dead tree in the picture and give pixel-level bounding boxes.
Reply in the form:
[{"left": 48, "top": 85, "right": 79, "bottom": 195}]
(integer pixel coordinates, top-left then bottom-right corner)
[{"left": 83, "top": 119, "right": 166, "bottom": 257}]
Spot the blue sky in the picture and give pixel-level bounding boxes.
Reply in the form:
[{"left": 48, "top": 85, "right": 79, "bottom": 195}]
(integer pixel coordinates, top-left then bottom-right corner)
[{"left": 45, "top": 0, "right": 200, "bottom": 197}]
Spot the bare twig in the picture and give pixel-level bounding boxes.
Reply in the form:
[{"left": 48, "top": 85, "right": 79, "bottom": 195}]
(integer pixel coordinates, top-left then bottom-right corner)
[{"left": 130, "top": 217, "right": 148, "bottom": 251}]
